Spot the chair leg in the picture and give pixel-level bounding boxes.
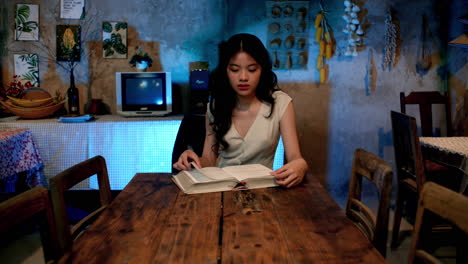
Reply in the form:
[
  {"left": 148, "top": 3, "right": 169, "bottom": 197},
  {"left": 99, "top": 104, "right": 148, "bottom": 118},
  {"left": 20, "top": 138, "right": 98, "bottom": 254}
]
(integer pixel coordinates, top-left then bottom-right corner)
[
  {"left": 391, "top": 188, "right": 404, "bottom": 248},
  {"left": 457, "top": 230, "right": 468, "bottom": 263}
]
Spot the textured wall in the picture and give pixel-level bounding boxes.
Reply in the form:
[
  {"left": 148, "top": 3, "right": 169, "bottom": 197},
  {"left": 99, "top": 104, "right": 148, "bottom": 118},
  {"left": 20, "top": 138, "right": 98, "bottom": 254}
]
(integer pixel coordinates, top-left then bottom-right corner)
[{"left": 1, "top": 0, "right": 467, "bottom": 197}]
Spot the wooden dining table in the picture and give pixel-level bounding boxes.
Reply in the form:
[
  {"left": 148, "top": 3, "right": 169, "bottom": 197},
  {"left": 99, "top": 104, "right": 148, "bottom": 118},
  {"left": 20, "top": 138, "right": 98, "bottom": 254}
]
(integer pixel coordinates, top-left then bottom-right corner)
[
  {"left": 420, "top": 137, "right": 468, "bottom": 194},
  {"left": 60, "top": 173, "right": 387, "bottom": 264}
]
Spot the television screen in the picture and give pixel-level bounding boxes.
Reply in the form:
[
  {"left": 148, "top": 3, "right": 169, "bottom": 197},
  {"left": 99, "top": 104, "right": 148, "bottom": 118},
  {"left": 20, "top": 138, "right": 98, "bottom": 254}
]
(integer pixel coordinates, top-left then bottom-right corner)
[
  {"left": 125, "top": 77, "right": 163, "bottom": 105},
  {"left": 116, "top": 72, "right": 172, "bottom": 117}
]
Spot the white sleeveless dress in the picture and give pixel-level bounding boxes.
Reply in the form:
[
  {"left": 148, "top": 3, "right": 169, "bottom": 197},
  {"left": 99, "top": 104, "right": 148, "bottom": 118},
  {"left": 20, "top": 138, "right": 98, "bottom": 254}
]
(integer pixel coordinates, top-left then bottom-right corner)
[{"left": 207, "top": 91, "right": 291, "bottom": 169}]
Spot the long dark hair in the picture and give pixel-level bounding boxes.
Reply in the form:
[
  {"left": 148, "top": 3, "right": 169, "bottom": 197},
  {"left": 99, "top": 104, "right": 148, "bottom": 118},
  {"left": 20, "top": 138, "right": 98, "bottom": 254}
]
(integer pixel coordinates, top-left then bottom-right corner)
[{"left": 209, "top": 33, "right": 279, "bottom": 151}]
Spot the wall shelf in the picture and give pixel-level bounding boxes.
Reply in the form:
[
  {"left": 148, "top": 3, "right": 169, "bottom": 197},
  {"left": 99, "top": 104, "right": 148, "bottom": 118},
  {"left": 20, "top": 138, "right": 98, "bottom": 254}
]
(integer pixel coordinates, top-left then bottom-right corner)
[
  {"left": 449, "top": 33, "right": 468, "bottom": 48},
  {"left": 449, "top": 3, "right": 468, "bottom": 48}
]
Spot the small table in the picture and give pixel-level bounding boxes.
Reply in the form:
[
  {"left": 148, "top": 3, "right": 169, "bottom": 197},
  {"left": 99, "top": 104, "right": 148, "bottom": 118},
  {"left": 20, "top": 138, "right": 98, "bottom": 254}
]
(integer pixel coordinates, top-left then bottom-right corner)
[
  {"left": 420, "top": 137, "right": 468, "bottom": 193},
  {"left": 0, "top": 129, "right": 44, "bottom": 192},
  {"left": 60, "top": 173, "right": 386, "bottom": 263}
]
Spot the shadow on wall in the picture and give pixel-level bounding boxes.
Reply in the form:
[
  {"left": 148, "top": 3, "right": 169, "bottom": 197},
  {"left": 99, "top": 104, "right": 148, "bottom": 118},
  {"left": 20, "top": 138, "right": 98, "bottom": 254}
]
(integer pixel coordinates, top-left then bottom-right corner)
[
  {"left": 281, "top": 82, "right": 330, "bottom": 187},
  {"left": 87, "top": 25, "right": 162, "bottom": 114}
]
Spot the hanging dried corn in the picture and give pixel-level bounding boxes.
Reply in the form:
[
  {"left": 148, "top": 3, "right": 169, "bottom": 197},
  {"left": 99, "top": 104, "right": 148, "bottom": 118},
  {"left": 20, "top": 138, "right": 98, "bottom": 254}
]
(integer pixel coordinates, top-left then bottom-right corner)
[{"left": 314, "top": 1, "right": 335, "bottom": 84}]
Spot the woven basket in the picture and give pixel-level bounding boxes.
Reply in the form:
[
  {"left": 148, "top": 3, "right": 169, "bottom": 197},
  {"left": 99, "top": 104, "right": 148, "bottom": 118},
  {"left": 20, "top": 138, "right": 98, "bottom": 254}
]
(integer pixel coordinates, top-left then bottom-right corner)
[{"left": 7, "top": 96, "right": 54, "bottom": 108}]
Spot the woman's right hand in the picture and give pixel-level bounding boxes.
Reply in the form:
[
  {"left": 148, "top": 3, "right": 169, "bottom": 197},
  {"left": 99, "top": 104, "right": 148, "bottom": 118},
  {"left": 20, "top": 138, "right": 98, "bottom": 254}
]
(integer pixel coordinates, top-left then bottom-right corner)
[{"left": 172, "top": 149, "right": 202, "bottom": 171}]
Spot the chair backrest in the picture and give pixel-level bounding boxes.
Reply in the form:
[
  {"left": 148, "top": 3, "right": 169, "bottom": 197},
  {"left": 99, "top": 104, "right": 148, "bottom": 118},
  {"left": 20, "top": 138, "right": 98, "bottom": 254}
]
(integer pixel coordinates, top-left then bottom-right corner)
[
  {"left": 171, "top": 113, "right": 206, "bottom": 173},
  {"left": 408, "top": 182, "right": 468, "bottom": 264},
  {"left": 0, "top": 186, "right": 59, "bottom": 262},
  {"left": 49, "top": 155, "right": 112, "bottom": 255},
  {"left": 346, "top": 148, "right": 393, "bottom": 257},
  {"left": 400, "top": 91, "right": 453, "bottom": 136},
  {"left": 391, "top": 111, "right": 426, "bottom": 193}
]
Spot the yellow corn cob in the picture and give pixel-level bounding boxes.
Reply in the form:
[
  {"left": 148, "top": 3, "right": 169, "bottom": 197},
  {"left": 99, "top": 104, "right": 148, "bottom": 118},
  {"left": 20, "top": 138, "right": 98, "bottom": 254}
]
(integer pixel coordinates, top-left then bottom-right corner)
[
  {"left": 63, "top": 28, "right": 76, "bottom": 50},
  {"left": 324, "top": 31, "right": 331, "bottom": 42},
  {"left": 314, "top": 12, "right": 323, "bottom": 28},
  {"left": 326, "top": 41, "right": 334, "bottom": 60},
  {"left": 319, "top": 40, "right": 326, "bottom": 56},
  {"left": 315, "top": 26, "right": 322, "bottom": 42},
  {"left": 316, "top": 55, "right": 324, "bottom": 69},
  {"left": 320, "top": 67, "right": 327, "bottom": 83}
]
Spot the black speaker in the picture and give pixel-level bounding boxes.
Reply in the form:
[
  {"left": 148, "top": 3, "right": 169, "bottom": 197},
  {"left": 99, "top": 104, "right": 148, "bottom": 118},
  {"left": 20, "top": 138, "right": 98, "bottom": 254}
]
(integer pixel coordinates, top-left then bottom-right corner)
[
  {"left": 190, "top": 70, "right": 209, "bottom": 90},
  {"left": 189, "top": 70, "right": 209, "bottom": 114}
]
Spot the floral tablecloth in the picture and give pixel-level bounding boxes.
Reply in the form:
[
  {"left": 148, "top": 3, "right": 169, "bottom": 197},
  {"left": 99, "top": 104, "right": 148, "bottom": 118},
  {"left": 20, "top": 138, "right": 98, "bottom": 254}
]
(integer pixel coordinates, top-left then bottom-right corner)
[{"left": 0, "top": 128, "right": 45, "bottom": 192}]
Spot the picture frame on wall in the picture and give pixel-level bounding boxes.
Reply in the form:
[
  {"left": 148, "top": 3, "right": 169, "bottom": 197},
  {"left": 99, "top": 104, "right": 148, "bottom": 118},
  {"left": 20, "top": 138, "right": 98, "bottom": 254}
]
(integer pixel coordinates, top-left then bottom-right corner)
[
  {"left": 15, "top": 4, "right": 39, "bottom": 41},
  {"left": 56, "top": 25, "right": 81, "bottom": 61},
  {"left": 60, "top": 0, "right": 85, "bottom": 19},
  {"left": 102, "top": 21, "right": 128, "bottom": 59},
  {"left": 14, "top": 53, "right": 40, "bottom": 87}
]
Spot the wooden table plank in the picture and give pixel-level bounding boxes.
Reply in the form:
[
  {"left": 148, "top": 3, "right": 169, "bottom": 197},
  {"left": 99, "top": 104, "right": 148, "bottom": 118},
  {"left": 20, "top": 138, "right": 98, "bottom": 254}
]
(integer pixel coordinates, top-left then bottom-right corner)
[
  {"left": 61, "top": 173, "right": 220, "bottom": 264},
  {"left": 221, "top": 175, "right": 386, "bottom": 264},
  {"left": 222, "top": 189, "right": 294, "bottom": 263},
  {"left": 153, "top": 190, "right": 221, "bottom": 263},
  {"left": 271, "top": 176, "right": 387, "bottom": 263}
]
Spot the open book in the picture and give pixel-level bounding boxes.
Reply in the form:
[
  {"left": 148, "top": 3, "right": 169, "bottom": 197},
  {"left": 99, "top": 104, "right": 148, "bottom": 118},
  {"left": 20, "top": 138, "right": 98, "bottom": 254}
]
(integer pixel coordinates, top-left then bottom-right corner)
[{"left": 172, "top": 163, "right": 279, "bottom": 194}]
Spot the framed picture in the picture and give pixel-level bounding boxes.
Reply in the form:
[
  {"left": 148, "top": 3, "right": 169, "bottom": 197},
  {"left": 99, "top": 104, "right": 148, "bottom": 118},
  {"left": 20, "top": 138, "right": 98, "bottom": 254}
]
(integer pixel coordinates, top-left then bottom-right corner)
[
  {"left": 15, "top": 4, "right": 39, "bottom": 41},
  {"left": 102, "top": 21, "right": 128, "bottom": 59},
  {"left": 56, "top": 25, "right": 81, "bottom": 61},
  {"left": 60, "top": 0, "right": 85, "bottom": 19},
  {"left": 14, "top": 54, "right": 40, "bottom": 87}
]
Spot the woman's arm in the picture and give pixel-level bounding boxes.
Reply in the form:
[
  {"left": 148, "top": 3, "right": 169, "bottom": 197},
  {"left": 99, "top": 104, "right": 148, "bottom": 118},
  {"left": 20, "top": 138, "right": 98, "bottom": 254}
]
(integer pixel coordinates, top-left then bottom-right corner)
[
  {"left": 200, "top": 114, "right": 218, "bottom": 167},
  {"left": 272, "top": 102, "right": 308, "bottom": 188},
  {"left": 172, "top": 114, "right": 218, "bottom": 171}
]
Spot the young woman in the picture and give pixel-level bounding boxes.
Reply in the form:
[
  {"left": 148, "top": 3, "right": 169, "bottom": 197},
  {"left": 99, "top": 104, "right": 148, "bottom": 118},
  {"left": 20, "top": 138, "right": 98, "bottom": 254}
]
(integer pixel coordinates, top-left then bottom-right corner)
[{"left": 173, "top": 33, "right": 308, "bottom": 188}]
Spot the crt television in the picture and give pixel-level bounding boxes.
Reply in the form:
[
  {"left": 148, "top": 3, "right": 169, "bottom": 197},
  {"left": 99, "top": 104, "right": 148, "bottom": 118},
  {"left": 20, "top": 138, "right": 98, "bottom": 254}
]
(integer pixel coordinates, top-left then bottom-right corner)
[{"left": 116, "top": 72, "right": 172, "bottom": 117}]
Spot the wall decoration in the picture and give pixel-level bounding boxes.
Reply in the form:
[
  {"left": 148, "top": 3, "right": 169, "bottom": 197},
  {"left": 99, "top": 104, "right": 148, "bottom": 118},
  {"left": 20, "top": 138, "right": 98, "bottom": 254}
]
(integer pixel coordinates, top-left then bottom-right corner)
[
  {"left": 365, "top": 49, "right": 377, "bottom": 96},
  {"left": 415, "top": 14, "right": 432, "bottom": 76},
  {"left": 342, "top": 0, "right": 365, "bottom": 56},
  {"left": 56, "top": 25, "right": 81, "bottom": 62},
  {"left": 102, "top": 21, "right": 127, "bottom": 59},
  {"left": 15, "top": 4, "right": 39, "bottom": 41},
  {"left": 314, "top": 2, "right": 336, "bottom": 83},
  {"left": 60, "top": 0, "right": 85, "bottom": 19},
  {"left": 383, "top": 9, "right": 398, "bottom": 70},
  {"left": 266, "top": 1, "right": 310, "bottom": 70},
  {"left": 14, "top": 53, "right": 39, "bottom": 87}
]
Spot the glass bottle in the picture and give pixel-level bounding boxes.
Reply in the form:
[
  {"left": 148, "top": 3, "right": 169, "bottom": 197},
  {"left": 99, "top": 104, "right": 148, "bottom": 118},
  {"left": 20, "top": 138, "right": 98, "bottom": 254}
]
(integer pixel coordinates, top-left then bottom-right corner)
[{"left": 67, "top": 71, "right": 80, "bottom": 116}]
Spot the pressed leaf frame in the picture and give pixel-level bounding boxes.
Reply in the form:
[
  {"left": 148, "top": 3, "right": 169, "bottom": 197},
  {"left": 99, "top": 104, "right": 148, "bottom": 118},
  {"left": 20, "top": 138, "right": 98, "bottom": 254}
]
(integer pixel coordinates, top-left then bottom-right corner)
[
  {"left": 102, "top": 21, "right": 128, "bottom": 59},
  {"left": 14, "top": 53, "right": 40, "bottom": 87},
  {"left": 15, "top": 4, "right": 39, "bottom": 41}
]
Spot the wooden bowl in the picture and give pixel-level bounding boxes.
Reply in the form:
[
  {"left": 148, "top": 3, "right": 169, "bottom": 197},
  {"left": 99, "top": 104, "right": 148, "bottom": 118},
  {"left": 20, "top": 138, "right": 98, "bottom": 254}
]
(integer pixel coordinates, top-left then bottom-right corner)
[
  {"left": 22, "top": 88, "right": 52, "bottom": 100},
  {"left": 0, "top": 99, "right": 65, "bottom": 119}
]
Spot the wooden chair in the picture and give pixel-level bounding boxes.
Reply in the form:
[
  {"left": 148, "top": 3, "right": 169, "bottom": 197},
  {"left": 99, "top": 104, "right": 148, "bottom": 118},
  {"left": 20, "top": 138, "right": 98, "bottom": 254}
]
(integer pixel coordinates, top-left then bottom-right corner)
[
  {"left": 390, "top": 111, "right": 427, "bottom": 248},
  {"left": 49, "top": 155, "right": 112, "bottom": 256},
  {"left": 0, "top": 186, "right": 59, "bottom": 263},
  {"left": 171, "top": 113, "right": 206, "bottom": 173},
  {"left": 390, "top": 111, "right": 459, "bottom": 248},
  {"left": 346, "top": 148, "right": 393, "bottom": 257},
  {"left": 408, "top": 182, "right": 468, "bottom": 264},
  {"left": 400, "top": 91, "right": 453, "bottom": 137}
]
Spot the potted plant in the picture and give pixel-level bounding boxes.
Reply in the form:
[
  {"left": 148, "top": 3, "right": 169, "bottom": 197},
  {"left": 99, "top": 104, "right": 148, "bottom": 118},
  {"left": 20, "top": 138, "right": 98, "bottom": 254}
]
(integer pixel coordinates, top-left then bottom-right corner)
[{"left": 129, "top": 46, "right": 153, "bottom": 71}]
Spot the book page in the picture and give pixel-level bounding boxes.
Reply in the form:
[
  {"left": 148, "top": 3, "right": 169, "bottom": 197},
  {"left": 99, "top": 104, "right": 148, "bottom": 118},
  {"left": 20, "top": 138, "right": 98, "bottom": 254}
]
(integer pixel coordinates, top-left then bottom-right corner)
[
  {"left": 222, "top": 164, "right": 273, "bottom": 181},
  {"left": 184, "top": 169, "right": 214, "bottom": 183},
  {"left": 197, "top": 167, "right": 237, "bottom": 181},
  {"left": 188, "top": 162, "right": 237, "bottom": 181}
]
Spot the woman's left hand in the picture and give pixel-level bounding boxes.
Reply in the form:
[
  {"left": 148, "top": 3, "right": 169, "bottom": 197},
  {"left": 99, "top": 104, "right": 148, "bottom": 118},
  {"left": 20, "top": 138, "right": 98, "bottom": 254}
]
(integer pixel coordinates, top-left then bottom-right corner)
[{"left": 271, "top": 159, "right": 307, "bottom": 188}]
